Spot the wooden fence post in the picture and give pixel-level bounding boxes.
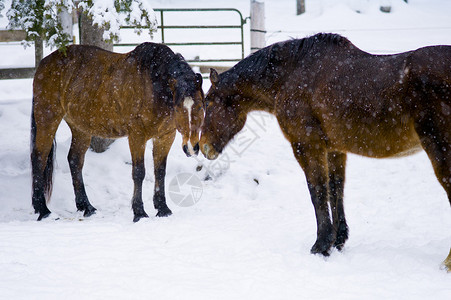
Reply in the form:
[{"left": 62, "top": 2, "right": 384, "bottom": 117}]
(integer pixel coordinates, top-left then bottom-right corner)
[
  {"left": 297, "top": 0, "right": 306, "bottom": 15},
  {"left": 250, "top": 0, "right": 265, "bottom": 54},
  {"left": 380, "top": 0, "right": 392, "bottom": 13},
  {"left": 35, "top": 36, "right": 43, "bottom": 67}
]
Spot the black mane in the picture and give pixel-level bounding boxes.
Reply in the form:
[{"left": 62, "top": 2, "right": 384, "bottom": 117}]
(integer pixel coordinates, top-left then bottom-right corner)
[
  {"left": 129, "top": 42, "right": 194, "bottom": 82},
  {"left": 129, "top": 42, "right": 196, "bottom": 104},
  {"left": 222, "top": 33, "right": 353, "bottom": 86}
]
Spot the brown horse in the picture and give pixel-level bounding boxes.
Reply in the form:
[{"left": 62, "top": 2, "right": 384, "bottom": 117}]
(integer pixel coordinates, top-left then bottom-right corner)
[
  {"left": 31, "top": 43, "right": 204, "bottom": 222},
  {"left": 199, "top": 33, "right": 451, "bottom": 270}
]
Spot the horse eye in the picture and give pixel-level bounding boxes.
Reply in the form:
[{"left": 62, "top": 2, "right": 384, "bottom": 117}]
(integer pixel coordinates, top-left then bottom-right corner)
[{"left": 195, "top": 103, "right": 203, "bottom": 112}]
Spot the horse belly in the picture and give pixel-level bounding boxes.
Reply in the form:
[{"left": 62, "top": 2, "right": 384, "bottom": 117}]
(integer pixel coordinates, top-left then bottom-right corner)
[
  {"left": 64, "top": 114, "right": 129, "bottom": 138},
  {"left": 312, "top": 68, "right": 423, "bottom": 158},
  {"left": 63, "top": 98, "right": 133, "bottom": 138},
  {"left": 63, "top": 82, "right": 152, "bottom": 139},
  {"left": 327, "top": 119, "right": 422, "bottom": 158}
]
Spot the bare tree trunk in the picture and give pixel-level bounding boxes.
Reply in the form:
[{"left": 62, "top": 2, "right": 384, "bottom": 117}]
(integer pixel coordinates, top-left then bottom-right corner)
[
  {"left": 79, "top": 10, "right": 115, "bottom": 153},
  {"left": 79, "top": 12, "right": 113, "bottom": 51}
]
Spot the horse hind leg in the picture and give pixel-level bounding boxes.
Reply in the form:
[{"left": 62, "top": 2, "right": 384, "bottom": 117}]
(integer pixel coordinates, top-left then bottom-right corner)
[
  {"left": 328, "top": 151, "right": 349, "bottom": 251},
  {"left": 414, "top": 111, "right": 451, "bottom": 271},
  {"left": 31, "top": 100, "right": 62, "bottom": 220},
  {"left": 67, "top": 126, "right": 96, "bottom": 217},
  {"left": 414, "top": 113, "right": 451, "bottom": 202}
]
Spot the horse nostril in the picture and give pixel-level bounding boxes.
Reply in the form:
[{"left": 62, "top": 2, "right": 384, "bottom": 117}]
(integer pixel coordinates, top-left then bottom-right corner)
[
  {"left": 182, "top": 144, "right": 191, "bottom": 157},
  {"left": 202, "top": 143, "right": 219, "bottom": 160},
  {"left": 193, "top": 143, "right": 199, "bottom": 154},
  {"left": 203, "top": 144, "right": 210, "bottom": 154}
]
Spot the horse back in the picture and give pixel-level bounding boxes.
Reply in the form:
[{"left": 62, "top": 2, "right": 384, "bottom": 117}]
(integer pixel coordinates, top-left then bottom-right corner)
[
  {"left": 408, "top": 45, "right": 451, "bottom": 144},
  {"left": 410, "top": 45, "right": 451, "bottom": 77},
  {"left": 409, "top": 45, "right": 451, "bottom": 104},
  {"left": 33, "top": 45, "right": 128, "bottom": 108}
]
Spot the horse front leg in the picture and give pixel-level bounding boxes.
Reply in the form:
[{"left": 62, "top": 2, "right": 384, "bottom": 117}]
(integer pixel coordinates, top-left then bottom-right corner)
[
  {"left": 153, "top": 131, "right": 176, "bottom": 217},
  {"left": 327, "top": 151, "right": 349, "bottom": 251},
  {"left": 67, "top": 127, "right": 96, "bottom": 217},
  {"left": 129, "top": 135, "right": 149, "bottom": 222},
  {"left": 292, "top": 142, "right": 335, "bottom": 256}
]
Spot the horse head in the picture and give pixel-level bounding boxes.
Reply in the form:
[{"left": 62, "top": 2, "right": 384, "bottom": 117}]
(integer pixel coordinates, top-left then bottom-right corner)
[
  {"left": 170, "top": 72, "right": 204, "bottom": 157},
  {"left": 200, "top": 68, "right": 248, "bottom": 160}
]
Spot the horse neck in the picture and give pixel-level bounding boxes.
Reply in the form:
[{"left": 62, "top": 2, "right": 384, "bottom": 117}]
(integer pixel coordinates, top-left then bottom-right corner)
[{"left": 227, "top": 73, "right": 277, "bottom": 114}]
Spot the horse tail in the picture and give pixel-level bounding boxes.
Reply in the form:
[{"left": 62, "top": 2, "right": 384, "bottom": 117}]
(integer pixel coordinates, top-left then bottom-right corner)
[{"left": 31, "top": 97, "right": 56, "bottom": 203}]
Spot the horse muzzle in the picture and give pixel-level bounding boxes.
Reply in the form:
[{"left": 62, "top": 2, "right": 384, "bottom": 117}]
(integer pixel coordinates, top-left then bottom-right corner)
[
  {"left": 183, "top": 142, "right": 199, "bottom": 157},
  {"left": 201, "top": 143, "right": 219, "bottom": 160}
]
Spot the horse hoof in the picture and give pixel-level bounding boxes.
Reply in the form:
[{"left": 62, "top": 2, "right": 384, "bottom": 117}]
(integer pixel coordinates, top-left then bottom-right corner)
[
  {"left": 37, "top": 211, "right": 51, "bottom": 221},
  {"left": 83, "top": 207, "right": 97, "bottom": 218},
  {"left": 310, "top": 241, "right": 333, "bottom": 256},
  {"left": 334, "top": 233, "right": 348, "bottom": 251},
  {"left": 334, "top": 222, "right": 349, "bottom": 251},
  {"left": 334, "top": 242, "right": 344, "bottom": 252},
  {"left": 133, "top": 212, "right": 149, "bottom": 223},
  {"left": 156, "top": 208, "right": 172, "bottom": 218}
]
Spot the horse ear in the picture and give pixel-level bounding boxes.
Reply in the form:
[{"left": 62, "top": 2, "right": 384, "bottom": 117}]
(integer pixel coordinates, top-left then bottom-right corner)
[
  {"left": 195, "top": 73, "right": 203, "bottom": 89},
  {"left": 210, "top": 68, "right": 219, "bottom": 86},
  {"left": 169, "top": 78, "right": 177, "bottom": 92}
]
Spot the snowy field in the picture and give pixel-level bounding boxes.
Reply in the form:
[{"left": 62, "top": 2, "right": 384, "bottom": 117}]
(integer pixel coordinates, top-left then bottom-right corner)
[{"left": 1, "top": 0, "right": 451, "bottom": 299}]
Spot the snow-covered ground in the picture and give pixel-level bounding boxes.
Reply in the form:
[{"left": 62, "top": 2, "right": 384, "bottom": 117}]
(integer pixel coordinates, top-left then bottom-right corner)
[{"left": 1, "top": 0, "right": 450, "bottom": 299}]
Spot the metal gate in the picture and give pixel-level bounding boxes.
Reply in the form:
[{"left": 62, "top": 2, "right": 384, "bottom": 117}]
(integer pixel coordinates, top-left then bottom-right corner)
[{"left": 115, "top": 8, "right": 248, "bottom": 65}]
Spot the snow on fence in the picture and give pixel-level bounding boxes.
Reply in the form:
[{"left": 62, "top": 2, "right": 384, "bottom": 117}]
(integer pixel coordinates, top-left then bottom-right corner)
[{"left": 0, "top": 30, "right": 36, "bottom": 79}]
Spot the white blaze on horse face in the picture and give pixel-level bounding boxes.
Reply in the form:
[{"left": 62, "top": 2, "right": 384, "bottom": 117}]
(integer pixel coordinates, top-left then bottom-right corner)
[
  {"left": 183, "top": 97, "right": 194, "bottom": 125},
  {"left": 183, "top": 97, "right": 195, "bottom": 155}
]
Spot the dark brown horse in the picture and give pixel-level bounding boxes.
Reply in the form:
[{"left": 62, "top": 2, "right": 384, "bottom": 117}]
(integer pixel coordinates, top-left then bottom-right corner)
[
  {"left": 199, "top": 33, "right": 451, "bottom": 270},
  {"left": 31, "top": 43, "right": 204, "bottom": 222}
]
